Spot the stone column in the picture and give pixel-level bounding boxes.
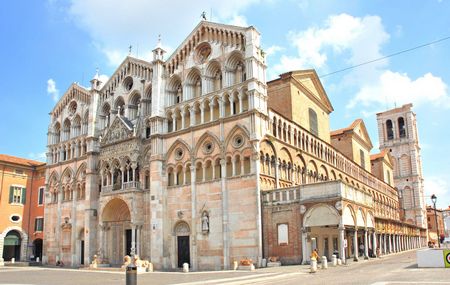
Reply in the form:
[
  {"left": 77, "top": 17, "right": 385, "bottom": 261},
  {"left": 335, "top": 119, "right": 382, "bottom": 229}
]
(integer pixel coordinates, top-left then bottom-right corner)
[
  {"left": 383, "top": 234, "right": 387, "bottom": 255},
  {"left": 353, "top": 228, "right": 359, "bottom": 261},
  {"left": 372, "top": 231, "right": 377, "bottom": 257},
  {"left": 364, "top": 229, "right": 369, "bottom": 259},
  {"left": 220, "top": 159, "right": 230, "bottom": 269},
  {"left": 71, "top": 186, "right": 78, "bottom": 266},
  {"left": 339, "top": 225, "right": 346, "bottom": 264},
  {"left": 190, "top": 107, "right": 195, "bottom": 127},
  {"left": 172, "top": 113, "right": 177, "bottom": 131},
  {"left": 275, "top": 160, "right": 280, "bottom": 188},
  {"left": 302, "top": 228, "right": 308, "bottom": 265},
  {"left": 200, "top": 102, "right": 205, "bottom": 124},
  {"left": 131, "top": 224, "right": 136, "bottom": 256},
  {"left": 209, "top": 101, "right": 214, "bottom": 122},
  {"left": 190, "top": 166, "right": 198, "bottom": 270},
  {"left": 180, "top": 109, "right": 185, "bottom": 129}
]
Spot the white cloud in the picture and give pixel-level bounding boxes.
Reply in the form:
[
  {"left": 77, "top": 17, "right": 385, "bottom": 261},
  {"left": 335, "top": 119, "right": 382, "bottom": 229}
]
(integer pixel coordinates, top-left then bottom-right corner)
[
  {"left": 265, "top": 45, "right": 284, "bottom": 57},
  {"left": 60, "top": 0, "right": 265, "bottom": 66},
  {"left": 28, "top": 152, "right": 47, "bottom": 162},
  {"left": 227, "top": 14, "right": 249, "bottom": 27},
  {"left": 424, "top": 176, "right": 450, "bottom": 209},
  {"left": 271, "top": 13, "right": 389, "bottom": 77},
  {"left": 47, "top": 78, "right": 59, "bottom": 102},
  {"left": 346, "top": 71, "right": 450, "bottom": 109}
]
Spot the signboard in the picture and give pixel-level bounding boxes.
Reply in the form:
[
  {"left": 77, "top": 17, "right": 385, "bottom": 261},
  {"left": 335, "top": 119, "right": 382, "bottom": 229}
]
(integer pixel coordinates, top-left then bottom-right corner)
[
  {"left": 344, "top": 239, "right": 348, "bottom": 248},
  {"left": 444, "top": 249, "right": 450, "bottom": 268}
]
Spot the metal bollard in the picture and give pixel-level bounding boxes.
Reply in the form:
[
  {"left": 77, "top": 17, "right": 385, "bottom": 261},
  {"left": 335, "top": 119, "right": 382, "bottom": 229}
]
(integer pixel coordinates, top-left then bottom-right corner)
[
  {"left": 321, "top": 256, "right": 328, "bottom": 269},
  {"left": 310, "top": 258, "right": 317, "bottom": 273},
  {"left": 331, "top": 255, "right": 337, "bottom": 267},
  {"left": 126, "top": 263, "right": 137, "bottom": 285}
]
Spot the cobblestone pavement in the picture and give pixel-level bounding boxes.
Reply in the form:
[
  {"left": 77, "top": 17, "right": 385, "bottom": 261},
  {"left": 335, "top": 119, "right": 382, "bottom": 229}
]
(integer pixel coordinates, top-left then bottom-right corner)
[{"left": 0, "top": 250, "right": 449, "bottom": 285}]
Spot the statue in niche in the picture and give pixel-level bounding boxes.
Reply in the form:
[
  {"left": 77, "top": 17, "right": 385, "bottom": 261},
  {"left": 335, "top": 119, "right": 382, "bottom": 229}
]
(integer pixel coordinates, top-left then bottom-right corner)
[{"left": 201, "top": 211, "right": 209, "bottom": 234}]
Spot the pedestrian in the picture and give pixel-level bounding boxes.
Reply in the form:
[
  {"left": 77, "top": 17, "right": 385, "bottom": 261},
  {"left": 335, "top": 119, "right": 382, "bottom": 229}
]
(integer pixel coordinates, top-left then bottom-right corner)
[
  {"left": 359, "top": 243, "right": 364, "bottom": 256},
  {"left": 311, "top": 248, "right": 319, "bottom": 261}
]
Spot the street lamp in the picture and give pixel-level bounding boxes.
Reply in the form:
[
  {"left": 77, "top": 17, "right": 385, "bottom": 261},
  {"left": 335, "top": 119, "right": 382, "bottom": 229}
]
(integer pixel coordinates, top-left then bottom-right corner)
[{"left": 431, "top": 194, "right": 440, "bottom": 248}]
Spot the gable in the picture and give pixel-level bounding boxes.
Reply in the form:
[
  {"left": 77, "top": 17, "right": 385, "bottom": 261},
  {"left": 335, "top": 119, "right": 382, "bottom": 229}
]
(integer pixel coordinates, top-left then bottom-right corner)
[
  {"left": 100, "top": 116, "right": 134, "bottom": 146},
  {"left": 165, "top": 21, "right": 248, "bottom": 76},
  {"left": 291, "top": 70, "right": 334, "bottom": 114},
  {"left": 352, "top": 119, "right": 373, "bottom": 150}
]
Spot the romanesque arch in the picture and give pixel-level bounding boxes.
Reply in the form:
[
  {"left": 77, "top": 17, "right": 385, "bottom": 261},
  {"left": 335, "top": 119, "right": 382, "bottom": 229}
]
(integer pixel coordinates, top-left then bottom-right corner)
[{"left": 303, "top": 204, "right": 340, "bottom": 227}]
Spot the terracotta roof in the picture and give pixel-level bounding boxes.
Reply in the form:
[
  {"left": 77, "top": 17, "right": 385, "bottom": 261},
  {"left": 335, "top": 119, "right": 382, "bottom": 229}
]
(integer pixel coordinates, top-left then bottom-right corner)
[
  {"left": 370, "top": 149, "right": 388, "bottom": 161},
  {"left": 330, "top": 119, "right": 362, "bottom": 136},
  {"left": 0, "top": 154, "right": 46, "bottom": 167}
]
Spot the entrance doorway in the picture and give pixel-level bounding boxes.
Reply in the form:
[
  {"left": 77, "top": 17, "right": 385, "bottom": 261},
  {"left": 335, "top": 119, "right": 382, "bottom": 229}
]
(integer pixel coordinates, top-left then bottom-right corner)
[
  {"left": 177, "top": 236, "right": 190, "bottom": 268},
  {"left": 3, "top": 231, "right": 21, "bottom": 261},
  {"left": 125, "top": 229, "right": 132, "bottom": 256},
  {"left": 33, "top": 239, "right": 43, "bottom": 261}
]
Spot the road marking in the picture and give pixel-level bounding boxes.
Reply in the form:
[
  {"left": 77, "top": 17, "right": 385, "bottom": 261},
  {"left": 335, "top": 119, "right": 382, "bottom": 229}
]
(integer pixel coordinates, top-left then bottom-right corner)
[
  {"left": 172, "top": 272, "right": 307, "bottom": 285},
  {"left": 370, "top": 281, "right": 450, "bottom": 285}
]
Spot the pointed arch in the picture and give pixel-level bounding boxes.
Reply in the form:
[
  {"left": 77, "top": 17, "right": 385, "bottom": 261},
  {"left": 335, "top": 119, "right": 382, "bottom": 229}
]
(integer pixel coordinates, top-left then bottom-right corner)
[
  {"left": 165, "top": 138, "right": 192, "bottom": 163},
  {"left": 224, "top": 124, "right": 251, "bottom": 149},
  {"left": 194, "top": 131, "right": 221, "bottom": 157}
]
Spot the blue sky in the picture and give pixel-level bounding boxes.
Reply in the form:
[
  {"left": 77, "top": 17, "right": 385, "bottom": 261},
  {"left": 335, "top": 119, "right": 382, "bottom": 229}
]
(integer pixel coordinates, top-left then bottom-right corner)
[{"left": 0, "top": 0, "right": 449, "bottom": 208}]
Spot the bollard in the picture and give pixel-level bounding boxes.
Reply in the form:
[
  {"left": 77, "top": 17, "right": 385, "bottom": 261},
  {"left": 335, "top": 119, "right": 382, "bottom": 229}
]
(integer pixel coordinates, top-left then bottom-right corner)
[
  {"left": 261, "top": 258, "right": 267, "bottom": 268},
  {"left": 310, "top": 258, "right": 317, "bottom": 273},
  {"left": 337, "top": 258, "right": 342, "bottom": 265},
  {"left": 233, "top": 261, "right": 238, "bottom": 270},
  {"left": 330, "top": 255, "right": 336, "bottom": 267},
  {"left": 321, "top": 256, "right": 328, "bottom": 269},
  {"left": 11, "top": 258, "right": 15, "bottom": 264},
  {"left": 36, "top": 257, "right": 40, "bottom": 263},
  {"left": 126, "top": 262, "right": 137, "bottom": 285},
  {"left": 183, "top": 263, "right": 189, "bottom": 273}
]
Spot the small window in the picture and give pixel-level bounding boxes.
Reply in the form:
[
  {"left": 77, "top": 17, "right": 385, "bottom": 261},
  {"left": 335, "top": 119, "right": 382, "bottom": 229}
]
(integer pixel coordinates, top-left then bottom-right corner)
[
  {"left": 38, "top": 187, "right": 44, "bottom": 205},
  {"left": 9, "top": 186, "right": 26, "bottom": 204},
  {"left": 360, "top": 149, "right": 365, "bottom": 169},
  {"left": 386, "top": 120, "right": 394, "bottom": 140},
  {"left": 309, "top": 108, "right": 318, "bottom": 137},
  {"left": 14, "top": 169, "right": 24, "bottom": 175},
  {"left": 35, "top": 217, "right": 44, "bottom": 232},
  {"left": 10, "top": 215, "right": 21, "bottom": 222},
  {"left": 398, "top": 117, "right": 406, "bottom": 138},
  {"left": 146, "top": 127, "right": 151, "bottom": 138},
  {"left": 277, "top": 224, "right": 289, "bottom": 245}
]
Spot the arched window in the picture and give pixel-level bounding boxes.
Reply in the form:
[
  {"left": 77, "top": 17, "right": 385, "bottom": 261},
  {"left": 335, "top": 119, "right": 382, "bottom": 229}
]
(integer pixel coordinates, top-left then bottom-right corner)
[
  {"left": 308, "top": 108, "right": 318, "bottom": 136},
  {"left": 398, "top": 117, "right": 406, "bottom": 138},
  {"left": 386, "top": 119, "right": 394, "bottom": 140}
]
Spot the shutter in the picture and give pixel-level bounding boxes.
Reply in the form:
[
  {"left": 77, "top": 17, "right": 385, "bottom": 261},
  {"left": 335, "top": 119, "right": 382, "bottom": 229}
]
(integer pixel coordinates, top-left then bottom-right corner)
[
  {"left": 35, "top": 218, "right": 38, "bottom": 231},
  {"left": 21, "top": 188, "right": 26, "bottom": 204},
  {"left": 9, "top": 186, "right": 14, "bottom": 203}
]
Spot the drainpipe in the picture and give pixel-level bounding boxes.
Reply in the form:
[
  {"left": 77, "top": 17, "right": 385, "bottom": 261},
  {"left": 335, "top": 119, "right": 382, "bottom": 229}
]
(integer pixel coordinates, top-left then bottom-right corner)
[{"left": 0, "top": 165, "right": 5, "bottom": 203}]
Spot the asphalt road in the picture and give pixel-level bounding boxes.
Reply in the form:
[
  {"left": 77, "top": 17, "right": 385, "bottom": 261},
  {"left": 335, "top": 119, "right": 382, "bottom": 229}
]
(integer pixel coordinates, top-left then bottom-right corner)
[{"left": 0, "top": 250, "right": 449, "bottom": 285}]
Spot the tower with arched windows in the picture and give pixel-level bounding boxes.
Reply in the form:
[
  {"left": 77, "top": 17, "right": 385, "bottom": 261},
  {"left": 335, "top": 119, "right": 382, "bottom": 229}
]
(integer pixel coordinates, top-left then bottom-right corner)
[{"left": 376, "top": 103, "right": 426, "bottom": 228}]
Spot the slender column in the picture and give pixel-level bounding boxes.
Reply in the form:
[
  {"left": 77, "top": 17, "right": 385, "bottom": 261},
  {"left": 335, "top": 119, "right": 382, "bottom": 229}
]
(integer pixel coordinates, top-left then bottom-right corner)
[
  {"left": 181, "top": 109, "right": 185, "bottom": 129},
  {"left": 353, "top": 228, "right": 359, "bottom": 261},
  {"left": 364, "top": 229, "right": 369, "bottom": 259},
  {"left": 275, "top": 160, "right": 280, "bottom": 188},
  {"left": 172, "top": 113, "right": 177, "bottom": 131},
  {"left": 131, "top": 224, "right": 136, "bottom": 256},
  {"left": 339, "top": 225, "right": 346, "bottom": 264},
  {"left": 220, "top": 159, "right": 230, "bottom": 269},
  {"left": 209, "top": 102, "right": 214, "bottom": 122},
  {"left": 392, "top": 234, "right": 396, "bottom": 252},
  {"left": 200, "top": 102, "right": 205, "bottom": 124},
  {"left": 190, "top": 107, "right": 195, "bottom": 126},
  {"left": 238, "top": 92, "right": 243, "bottom": 113},
  {"left": 372, "top": 231, "right": 377, "bottom": 257},
  {"left": 121, "top": 167, "right": 125, "bottom": 189},
  {"left": 383, "top": 234, "right": 387, "bottom": 255}
]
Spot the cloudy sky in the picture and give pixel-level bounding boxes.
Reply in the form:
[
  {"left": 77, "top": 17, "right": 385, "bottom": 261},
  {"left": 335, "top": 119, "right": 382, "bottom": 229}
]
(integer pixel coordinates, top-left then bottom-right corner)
[{"left": 0, "top": 0, "right": 449, "bottom": 208}]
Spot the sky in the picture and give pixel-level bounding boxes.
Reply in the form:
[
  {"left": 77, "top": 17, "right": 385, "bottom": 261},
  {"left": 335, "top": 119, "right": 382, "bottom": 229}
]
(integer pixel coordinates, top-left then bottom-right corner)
[{"left": 0, "top": 0, "right": 449, "bottom": 208}]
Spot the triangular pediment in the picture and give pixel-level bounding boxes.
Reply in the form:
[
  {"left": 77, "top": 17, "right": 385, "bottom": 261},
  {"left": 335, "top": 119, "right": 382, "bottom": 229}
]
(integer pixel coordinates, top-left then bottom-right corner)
[
  {"left": 290, "top": 70, "right": 334, "bottom": 114},
  {"left": 353, "top": 119, "right": 373, "bottom": 149},
  {"left": 51, "top": 83, "right": 91, "bottom": 118},
  {"left": 100, "top": 116, "right": 134, "bottom": 146},
  {"left": 165, "top": 21, "right": 249, "bottom": 73}
]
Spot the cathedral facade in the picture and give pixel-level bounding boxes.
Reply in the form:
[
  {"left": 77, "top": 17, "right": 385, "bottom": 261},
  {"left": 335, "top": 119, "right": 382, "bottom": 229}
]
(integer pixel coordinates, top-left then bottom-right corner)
[{"left": 43, "top": 21, "right": 426, "bottom": 270}]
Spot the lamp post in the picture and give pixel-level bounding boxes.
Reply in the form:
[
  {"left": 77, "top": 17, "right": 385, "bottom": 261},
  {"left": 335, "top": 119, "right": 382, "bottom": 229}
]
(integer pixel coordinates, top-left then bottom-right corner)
[{"left": 431, "top": 194, "right": 440, "bottom": 248}]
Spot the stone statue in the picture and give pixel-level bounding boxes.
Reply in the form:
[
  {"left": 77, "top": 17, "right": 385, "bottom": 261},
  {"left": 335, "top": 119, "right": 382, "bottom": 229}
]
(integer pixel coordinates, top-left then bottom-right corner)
[{"left": 202, "top": 212, "right": 209, "bottom": 233}]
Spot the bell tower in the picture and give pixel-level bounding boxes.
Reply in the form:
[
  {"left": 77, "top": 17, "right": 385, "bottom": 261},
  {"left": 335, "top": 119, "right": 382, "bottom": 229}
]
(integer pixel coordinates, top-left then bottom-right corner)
[{"left": 376, "top": 103, "right": 426, "bottom": 228}]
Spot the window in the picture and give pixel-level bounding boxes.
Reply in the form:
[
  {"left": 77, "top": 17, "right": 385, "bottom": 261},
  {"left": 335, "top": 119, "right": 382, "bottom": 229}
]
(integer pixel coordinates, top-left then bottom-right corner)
[
  {"left": 386, "top": 120, "right": 394, "bottom": 140},
  {"left": 398, "top": 117, "right": 406, "bottom": 138},
  {"left": 35, "top": 217, "right": 44, "bottom": 232},
  {"left": 386, "top": 170, "right": 391, "bottom": 185},
  {"left": 308, "top": 108, "right": 318, "bottom": 137},
  {"left": 38, "top": 187, "right": 44, "bottom": 205},
  {"left": 9, "top": 186, "right": 26, "bottom": 204},
  {"left": 360, "top": 149, "right": 365, "bottom": 169},
  {"left": 277, "top": 224, "right": 289, "bottom": 245}
]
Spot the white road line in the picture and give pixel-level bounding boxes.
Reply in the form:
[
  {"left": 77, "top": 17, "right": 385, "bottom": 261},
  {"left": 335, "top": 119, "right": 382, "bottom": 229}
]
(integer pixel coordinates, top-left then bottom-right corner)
[
  {"left": 170, "top": 273, "right": 279, "bottom": 285},
  {"left": 370, "top": 281, "right": 450, "bottom": 285}
]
